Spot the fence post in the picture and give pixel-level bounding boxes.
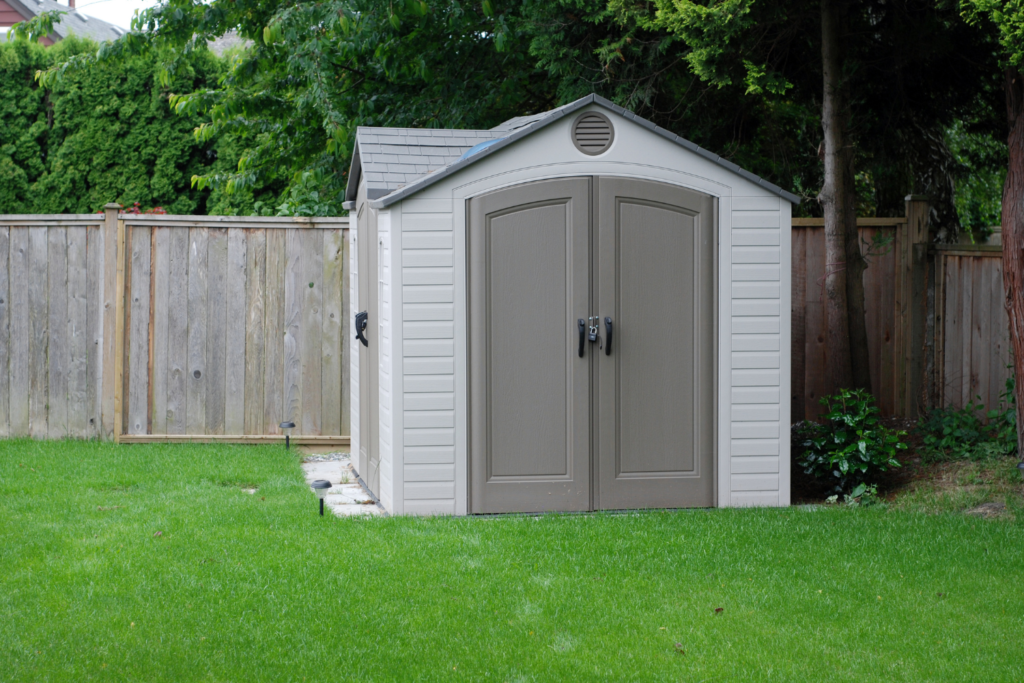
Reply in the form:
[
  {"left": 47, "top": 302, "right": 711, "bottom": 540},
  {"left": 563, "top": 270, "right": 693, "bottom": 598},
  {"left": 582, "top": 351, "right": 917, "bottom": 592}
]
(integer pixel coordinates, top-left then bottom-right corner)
[
  {"left": 905, "top": 195, "right": 931, "bottom": 417},
  {"left": 101, "top": 203, "right": 121, "bottom": 439}
]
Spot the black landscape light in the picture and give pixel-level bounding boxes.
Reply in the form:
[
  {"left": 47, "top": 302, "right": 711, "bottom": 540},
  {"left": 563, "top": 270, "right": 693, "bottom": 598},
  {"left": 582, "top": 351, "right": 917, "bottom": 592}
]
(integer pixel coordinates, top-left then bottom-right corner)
[
  {"left": 311, "top": 479, "right": 332, "bottom": 516},
  {"left": 280, "top": 421, "right": 295, "bottom": 449},
  {"left": 1017, "top": 462, "right": 1024, "bottom": 479}
]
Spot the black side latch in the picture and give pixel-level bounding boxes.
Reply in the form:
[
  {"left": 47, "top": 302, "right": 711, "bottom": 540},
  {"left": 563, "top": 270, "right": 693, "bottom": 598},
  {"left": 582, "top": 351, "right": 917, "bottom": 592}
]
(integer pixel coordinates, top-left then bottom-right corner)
[{"left": 355, "top": 311, "right": 369, "bottom": 347}]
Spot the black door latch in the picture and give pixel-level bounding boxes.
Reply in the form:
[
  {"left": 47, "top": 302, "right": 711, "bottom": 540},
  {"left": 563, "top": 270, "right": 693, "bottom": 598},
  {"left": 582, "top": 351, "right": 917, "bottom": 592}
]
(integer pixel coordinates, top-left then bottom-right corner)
[{"left": 355, "top": 311, "right": 369, "bottom": 347}]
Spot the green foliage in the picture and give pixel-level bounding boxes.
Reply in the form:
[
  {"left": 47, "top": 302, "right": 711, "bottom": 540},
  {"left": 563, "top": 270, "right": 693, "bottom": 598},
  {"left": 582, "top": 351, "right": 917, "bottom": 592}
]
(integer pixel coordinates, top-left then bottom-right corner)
[
  {"left": 0, "top": 35, "right": 277, "bottom": 214},
  {"left": 947, "top": 120, "right": 1007, "bottom": 239},
  {"left": 798, "top": 389, "right": 906, "bottom": 495},
  {"left": 917, "top": 373, "right": 1018, "bottom": 462},
  {"left": 961, "top": 0, "right": 1024, "bottom": 68},
  {"left": 41, "top": 0, "right": 552, "bottom": 216}
]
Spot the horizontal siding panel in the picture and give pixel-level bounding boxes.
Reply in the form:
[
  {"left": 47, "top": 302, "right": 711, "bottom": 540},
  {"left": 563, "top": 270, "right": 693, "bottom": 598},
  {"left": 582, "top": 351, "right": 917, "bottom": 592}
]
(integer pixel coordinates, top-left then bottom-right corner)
[
  {"left": 733, "top": 300, "right": 781, "bottom": 316},
  {"left": 405, "top": 499, "right": 456, "bottom": 515},
  {"left": 405, "top": 446, "right": 456, "bottom": 464},
  {"left": 404, "top": 392, "right": 455, "bottom": 411},
  {"left": 732, "top": 264, "right": 781, "bottom": 281},
  {"left": 404, "top": 428, "right": 455, "bottom": 446},
  {"left": 404, "top": 321, "right": 455, "bottom": 339},
  {"left": 732, "top": 317, "right": 780, "bottom": 334},
  {"left": 731, "top": 387, "right": 781, "bottom": 404},
  {"left": 732, "top": 405, "right": 781, "bottom": 422},
  {"left": 731, "top": 282, "right": 781, "bottom": 299},
  {"left": 405, "top": 464, "right": 455, "bottom": 482},
  {"left": 403, "top": 268, "right": 453, "bottom": 285},
  {"left": 731, "top": 491, "right": 780, "bottom": 507},
  {"left": 404, "top": 250, "right": 453, "bottom": 268},
  {"left": 404, "top": 339, "right": 454, "bottom": 357},
  {"left": 732, "top": 456, "right": 780, "bottom": 474},
  {"left": 403, "top": 285, "right": 454, "bottom": 303},
  {"left": 404, "top": 357, "right": 455, "bottom": 375},
  {"left": 403, "top": 232, "right": 453, "bottom": 249},
  {"left": 732, "top": 352, "right": 780, "bottom": 369},
  {"left": 733, "top": 197, "right": 780, "bottom": 211},
  {"left": 732, "top": 369, "right": 781, "bottom": 387},
  {"left": 731, "top": 334, "right": 781, "bottom": 352},
  {"left": 404, "top": 303, "right": 454, "bottom": 321},
  {"left": 402, "top": 213, "right": 454, "bottom": 230},
  {"left": 403, "top": 410, "right": 455, "bottom": 428},
  {"left": 732, "top": 229, "right": 780, "bottom": 246},
  {"left": 405, "top": 375, "right": 455, "bottom": 392},
  {"left": 731, "top": 473, "right": 780, "bottom": 491},
  {"left": 731, "top": 439, "right": 780, "bottom": 456},
  {"left": 401, "top": 199, "right": 452, "bottom": 214},
  {"left": 405, "top": 481, "right": 456, "bottom": 500},
  {"left": 732, "top": 210, "right": 780, "bottom": 228},
  {"left": 732, "top": 246, "right": 780, "bottom": 264},
  {"left": 731, "top": 422, "right": 780, "bottom": 439}
]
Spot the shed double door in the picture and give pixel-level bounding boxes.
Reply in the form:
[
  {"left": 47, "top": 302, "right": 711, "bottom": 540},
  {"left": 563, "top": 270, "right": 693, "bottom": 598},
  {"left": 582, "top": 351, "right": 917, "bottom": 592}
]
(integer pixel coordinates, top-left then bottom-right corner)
[{"left": 469, "top": 177, "right": 715, "bottom": 514}]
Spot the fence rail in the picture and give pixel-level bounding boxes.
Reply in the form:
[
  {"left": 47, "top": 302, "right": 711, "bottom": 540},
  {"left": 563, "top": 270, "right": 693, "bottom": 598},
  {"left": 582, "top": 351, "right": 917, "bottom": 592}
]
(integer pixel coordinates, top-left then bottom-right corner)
[{"left": 0, "top": 207, "right": 350, "bottom": 443}]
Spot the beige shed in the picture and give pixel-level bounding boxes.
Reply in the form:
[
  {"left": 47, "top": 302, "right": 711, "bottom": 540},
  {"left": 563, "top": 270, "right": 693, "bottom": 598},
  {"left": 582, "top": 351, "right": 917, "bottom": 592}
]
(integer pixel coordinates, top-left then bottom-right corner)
[{"left": 342, "top": 95, "right": 799, "bottom": 515}]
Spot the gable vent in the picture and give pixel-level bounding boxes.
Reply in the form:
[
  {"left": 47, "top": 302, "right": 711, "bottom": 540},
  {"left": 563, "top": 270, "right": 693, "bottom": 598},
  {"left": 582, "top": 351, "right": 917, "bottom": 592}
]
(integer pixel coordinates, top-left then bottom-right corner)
[{"left": 571, "top": 112, "right": 614, "bottom": 155}]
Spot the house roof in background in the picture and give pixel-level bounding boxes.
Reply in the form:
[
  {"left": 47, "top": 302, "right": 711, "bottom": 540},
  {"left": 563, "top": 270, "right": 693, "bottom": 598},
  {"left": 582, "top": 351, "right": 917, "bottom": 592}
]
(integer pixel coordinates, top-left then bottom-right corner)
[
  {"left": 0, "top": 0, "right": 124, "bottom": 43},
  {"left": 344, "top": 95, "right": 801, "bottom": 209}
]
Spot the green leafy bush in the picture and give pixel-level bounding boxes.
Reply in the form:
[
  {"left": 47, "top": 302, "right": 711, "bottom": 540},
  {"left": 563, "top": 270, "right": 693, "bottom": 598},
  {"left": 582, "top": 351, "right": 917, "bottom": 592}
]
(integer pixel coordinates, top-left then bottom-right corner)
[
  {"left": 798, "top": 389, "right": 906, "bottom": 495},
  {"left": 917, "top": 373, "right": 1017, "bottom": 462}
]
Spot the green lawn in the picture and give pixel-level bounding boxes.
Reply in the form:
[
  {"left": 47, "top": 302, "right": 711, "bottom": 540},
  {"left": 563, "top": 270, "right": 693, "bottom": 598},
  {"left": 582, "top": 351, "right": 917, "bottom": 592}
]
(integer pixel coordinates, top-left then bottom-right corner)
[{"left": 1, "top": 440, "right": 1022, "bottom": 682}]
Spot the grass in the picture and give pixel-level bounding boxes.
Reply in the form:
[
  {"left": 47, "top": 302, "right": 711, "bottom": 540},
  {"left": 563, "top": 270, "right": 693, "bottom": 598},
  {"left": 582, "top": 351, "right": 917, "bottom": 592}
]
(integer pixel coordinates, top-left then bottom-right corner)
[{"left": 2, "top": 440, "right": 1023, "bottom": 682}]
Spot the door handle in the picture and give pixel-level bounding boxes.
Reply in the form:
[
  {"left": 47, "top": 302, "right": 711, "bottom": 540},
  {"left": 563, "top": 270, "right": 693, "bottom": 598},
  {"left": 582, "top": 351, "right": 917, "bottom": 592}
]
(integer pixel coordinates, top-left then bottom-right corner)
[
  {"left": 577, "top": 319, "right": 586, "bottom": 358},
  {"left": 355, "top": 311, "right": 369, "bottom": 347},
  {"left": 604, "top": 317, "right": 613, "bottom": 356}
]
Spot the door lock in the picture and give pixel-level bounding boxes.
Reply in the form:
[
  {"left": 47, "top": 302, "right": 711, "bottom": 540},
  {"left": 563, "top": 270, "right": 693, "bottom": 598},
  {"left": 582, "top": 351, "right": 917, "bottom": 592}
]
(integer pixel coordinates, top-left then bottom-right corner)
[{"left": 588, "top": 316, "right": 601, "bottom": 347}]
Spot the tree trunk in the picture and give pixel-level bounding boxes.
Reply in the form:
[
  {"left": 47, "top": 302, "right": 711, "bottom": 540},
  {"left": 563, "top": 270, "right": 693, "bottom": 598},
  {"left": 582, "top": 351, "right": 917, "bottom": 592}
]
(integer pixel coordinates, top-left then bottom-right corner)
[
  {"left": 819, "top": 0, "right": 854, "bottom": 392},
  {"left": 1002, "top": 66, "right": 1024, "bottom": 456}
]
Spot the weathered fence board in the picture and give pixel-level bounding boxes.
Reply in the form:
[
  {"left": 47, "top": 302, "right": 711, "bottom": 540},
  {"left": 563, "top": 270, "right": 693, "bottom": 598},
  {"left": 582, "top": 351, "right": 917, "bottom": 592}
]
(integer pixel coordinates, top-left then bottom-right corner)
[
  {"left": 0, "top": 212, "right": 348, "bottom": 442},
  {"left": 792, "top": 221, "right": 902, "bottom": 421},
  {"left": 67, "top": 226, "right": 89, "bottom": 437},
  {"left": 936, "top": 248, "right": 1011, "bottom": 413},
  {"left": 0, "top": 227, "right": 9, "bottom": 437},
  {"left": 0, "top": 217, "right": 106, "bottom": 439},
  {"left": 119, "top": 218, "right": 349, "bottom": 440}
]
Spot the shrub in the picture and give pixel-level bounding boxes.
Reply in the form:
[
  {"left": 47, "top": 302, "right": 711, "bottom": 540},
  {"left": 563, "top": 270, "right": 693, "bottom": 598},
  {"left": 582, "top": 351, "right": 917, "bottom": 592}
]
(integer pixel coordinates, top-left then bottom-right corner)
[
  {"left": 798, "top": 389, "right": 906, "bottom": 495},
  {"left": 916, "top": 372, "right": 1017, "bottom": 462}
]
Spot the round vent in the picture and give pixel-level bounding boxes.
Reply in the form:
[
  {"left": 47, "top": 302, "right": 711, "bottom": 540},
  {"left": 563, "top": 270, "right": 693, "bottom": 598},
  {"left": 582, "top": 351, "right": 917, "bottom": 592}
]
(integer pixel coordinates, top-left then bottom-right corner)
[{"left": 571, "top": 112, "right": 614, "bottom": 155}]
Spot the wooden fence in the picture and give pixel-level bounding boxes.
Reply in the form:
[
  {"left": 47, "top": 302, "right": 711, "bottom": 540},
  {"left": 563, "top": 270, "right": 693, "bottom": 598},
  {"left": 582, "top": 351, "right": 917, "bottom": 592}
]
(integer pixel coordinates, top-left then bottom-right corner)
[
  {"left": 0, "top": 207, "right": 351, "bottom": 443},
  {"left": 792, "top": 198, "right": 1012, "bottom": 422},
  {"left": 0, "top": 215, "right": 109, "bottom": 438},
  {"left": 935, "top": 244, "right": 1012, "bottom": 411},
  {"left": 791, "top": 217, "right": 908, "bottom": 421}
]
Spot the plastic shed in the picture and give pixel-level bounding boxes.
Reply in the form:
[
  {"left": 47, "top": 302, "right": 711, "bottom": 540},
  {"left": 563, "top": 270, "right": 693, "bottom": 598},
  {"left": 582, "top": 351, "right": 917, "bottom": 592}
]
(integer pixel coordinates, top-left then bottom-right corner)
[{"left": 343, "top": 94, "right": 799, "bottom": 515}]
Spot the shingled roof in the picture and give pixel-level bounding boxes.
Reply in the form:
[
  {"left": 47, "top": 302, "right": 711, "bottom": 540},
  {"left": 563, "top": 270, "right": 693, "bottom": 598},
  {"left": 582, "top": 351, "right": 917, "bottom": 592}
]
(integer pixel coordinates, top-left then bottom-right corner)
[
  {"left": 343, "top": 95, "right": 800, "bottom": 209},
  {"left": 0, "top": 0, "right": 125, "bottom": 44}
]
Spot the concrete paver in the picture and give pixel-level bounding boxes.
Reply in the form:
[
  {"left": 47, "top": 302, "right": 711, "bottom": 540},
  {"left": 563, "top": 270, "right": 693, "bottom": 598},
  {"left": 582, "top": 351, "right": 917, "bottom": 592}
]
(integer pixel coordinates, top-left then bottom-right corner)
[{"left": 300, "top": 454, "right": 383, "bottom": 517}]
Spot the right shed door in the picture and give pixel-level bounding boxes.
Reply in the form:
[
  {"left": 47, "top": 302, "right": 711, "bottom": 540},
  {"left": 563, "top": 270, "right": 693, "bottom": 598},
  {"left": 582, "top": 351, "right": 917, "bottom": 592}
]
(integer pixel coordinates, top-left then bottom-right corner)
[{"left": 594, "top": 177, "right": 716, "bottom": 510}]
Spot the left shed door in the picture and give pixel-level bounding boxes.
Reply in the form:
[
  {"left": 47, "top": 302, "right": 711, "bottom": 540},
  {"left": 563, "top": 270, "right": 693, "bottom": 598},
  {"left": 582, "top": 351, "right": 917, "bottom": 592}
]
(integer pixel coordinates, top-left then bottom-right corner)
[{"left": 468, "top": 178, "right": 592, "bottom": 513}]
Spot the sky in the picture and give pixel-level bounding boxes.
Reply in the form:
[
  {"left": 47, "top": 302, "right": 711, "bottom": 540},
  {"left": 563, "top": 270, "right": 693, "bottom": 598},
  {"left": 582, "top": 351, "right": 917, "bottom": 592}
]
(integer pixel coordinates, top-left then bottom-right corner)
[{"left": 64, "top": 0, "right": 161, "bottom": 29}]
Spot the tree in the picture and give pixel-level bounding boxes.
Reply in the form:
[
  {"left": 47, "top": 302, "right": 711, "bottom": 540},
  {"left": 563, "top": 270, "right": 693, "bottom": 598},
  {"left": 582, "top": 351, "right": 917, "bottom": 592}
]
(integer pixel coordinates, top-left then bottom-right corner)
[
  {"left": 29, "top": 0, "right": 550, "bottom": 216},
  {"left": 961, "top": 0, "right": 1024, "bottom": 454},
  {"left": 2, "top": 29, "right": 272, "bottom": 214},
  {"left": 619, "top": 0, "right": 868, "bottom": 390}
]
